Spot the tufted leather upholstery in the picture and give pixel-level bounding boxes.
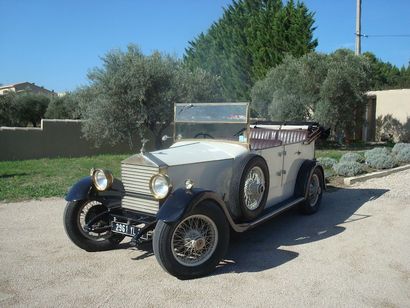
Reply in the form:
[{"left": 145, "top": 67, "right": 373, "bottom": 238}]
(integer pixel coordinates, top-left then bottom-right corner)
[
  {"left": 249, "top": 128, "right": 308, "bottom": 150},
  {"left": 249, "top": 129, "right": 277, "bottom": 140},
  {"left": 277, "top": 130, "right": 308, "bottom": 144}
]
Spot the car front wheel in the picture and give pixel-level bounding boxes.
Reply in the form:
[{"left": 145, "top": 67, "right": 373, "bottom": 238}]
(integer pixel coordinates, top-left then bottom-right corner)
[
  {"left": 64, "top": 200, "right": 124, "bottom": 251},
  {"left": 153, "top": 201, "right": 229, "bottom": 279}
]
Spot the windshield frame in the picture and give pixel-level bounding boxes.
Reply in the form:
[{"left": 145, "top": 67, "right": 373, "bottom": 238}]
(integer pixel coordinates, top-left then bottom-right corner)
[{"left": 173, "top": 102, "right": 250, "bottom": 144}]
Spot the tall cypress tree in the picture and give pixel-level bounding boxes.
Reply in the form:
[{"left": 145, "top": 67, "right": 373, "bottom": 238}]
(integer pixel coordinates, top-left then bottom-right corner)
[{"left": 184, "top": 0, "right": 317, "bottom": 100}]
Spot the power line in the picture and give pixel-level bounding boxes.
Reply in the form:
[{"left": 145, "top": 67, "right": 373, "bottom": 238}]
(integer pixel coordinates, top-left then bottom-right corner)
[{"left": 364, "top": 34, "right": 410, "bottom": 38}]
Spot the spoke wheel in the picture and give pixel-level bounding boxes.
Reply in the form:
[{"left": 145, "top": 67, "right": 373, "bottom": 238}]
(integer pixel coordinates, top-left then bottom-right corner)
[
  {"left": 308, "top": 173, "right": 321, "bottom": 207},
  {"left": 77, "top": 201, "right": 110, "bottom": 241},
  {"left": 243, "top": 166, "right": 265, "bottom": 211},
  {"left": 171, "top": 215, "right": 218, "bottom": 267},
  {"left": 64, "top": 200, "right": 124, "bottom": 252},
  {"left": 153, "top": 201, "right": 229, "bottom": 279},
  {"left": 299, "top": 167, "right": 324, "bottom": 215}
]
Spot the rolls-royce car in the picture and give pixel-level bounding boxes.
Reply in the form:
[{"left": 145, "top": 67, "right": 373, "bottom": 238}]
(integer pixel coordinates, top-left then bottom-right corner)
[{"left": 63, "top": 102, "right": 328, "bottom": 279}]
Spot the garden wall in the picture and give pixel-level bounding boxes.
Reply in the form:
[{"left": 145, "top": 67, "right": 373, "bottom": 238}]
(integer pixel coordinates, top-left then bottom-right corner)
[{"left": 0, "top": 119, "right": 170, "bottom": 161}]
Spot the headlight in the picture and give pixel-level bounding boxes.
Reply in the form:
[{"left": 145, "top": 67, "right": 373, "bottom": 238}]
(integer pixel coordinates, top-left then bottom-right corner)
[
  {"left": 92, "top": 169, "right": 113, "bottom": 191},
  {"left": 149, "top": 174, "right": 171, "bottom": 199}
]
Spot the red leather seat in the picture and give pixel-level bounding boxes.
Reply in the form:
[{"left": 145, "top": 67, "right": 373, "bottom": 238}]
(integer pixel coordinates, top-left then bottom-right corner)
[
  {"left": 249, "top": 128, "right": 308, "bottom": 150},
  {"left": 249, "top": 128, "right": 282, "bottom": 150},
  {"left": 277, "top": 130, "right": 308, "bottom": 144}
]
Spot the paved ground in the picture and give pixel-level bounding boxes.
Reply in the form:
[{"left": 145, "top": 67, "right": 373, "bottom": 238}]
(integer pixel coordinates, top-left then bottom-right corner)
[{"left": 1, "top": 171, "right": 409, "bottom": 307}]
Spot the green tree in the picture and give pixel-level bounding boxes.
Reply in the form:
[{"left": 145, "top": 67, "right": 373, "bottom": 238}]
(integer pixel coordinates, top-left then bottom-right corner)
[
  {"left": 363, "top": 52, "right": 410, "bottom": 90},
  {"left": 251, "top": 52, "right": 327, "bottom": 120},
  {"left": 184, "top": 0, "right": 317, "bottom": 100},
  {"left": 14, "top": 93, "right": 50, "bottom": 127},
  {"left": 398, "top": 64, "right": 410, "bottom": 88},
  {"left": 79, "top": 45, "right": 223, "bottom": 150},
  {"left": 0, "top": 92, "right": 19, "bottom": 126},
  {"left": 45, "top": 93, "right": 80, "bottom": 119},
  {"left": 251, "top": 49, "right": 372, "bottom": 139},
  {"left": 315, "top": 50, "right": 371, "bottom": 138}
]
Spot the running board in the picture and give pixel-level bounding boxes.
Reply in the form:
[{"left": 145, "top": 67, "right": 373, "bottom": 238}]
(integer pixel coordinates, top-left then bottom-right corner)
[{"left": 229, "top": 197, "right": 305, "bottom": 233}]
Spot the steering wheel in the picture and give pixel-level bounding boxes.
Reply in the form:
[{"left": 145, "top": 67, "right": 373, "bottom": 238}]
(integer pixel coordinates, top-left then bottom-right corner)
[{"left": 194, "top": 132, "right": 215, "bottom": 139}]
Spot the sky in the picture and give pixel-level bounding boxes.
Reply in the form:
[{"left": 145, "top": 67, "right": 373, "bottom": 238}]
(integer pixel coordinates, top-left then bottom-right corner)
[{"left": 1, "top": 0, "right": 409, "bottom": 93}]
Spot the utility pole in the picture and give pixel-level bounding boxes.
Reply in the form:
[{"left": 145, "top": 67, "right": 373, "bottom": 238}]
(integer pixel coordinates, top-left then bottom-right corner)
[{"left": 355, "top": 0, "right": 362, "bottom": 55}]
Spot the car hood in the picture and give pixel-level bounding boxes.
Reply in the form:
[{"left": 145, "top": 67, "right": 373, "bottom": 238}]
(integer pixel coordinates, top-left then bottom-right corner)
[{"left": 122, "top": 141, "right": 249, "bottom": 167}]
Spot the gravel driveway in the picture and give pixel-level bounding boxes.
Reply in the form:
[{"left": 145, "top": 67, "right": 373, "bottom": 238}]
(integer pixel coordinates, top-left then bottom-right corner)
[{"left": 1, "top": 170, "right": 409, "bottom": 307}]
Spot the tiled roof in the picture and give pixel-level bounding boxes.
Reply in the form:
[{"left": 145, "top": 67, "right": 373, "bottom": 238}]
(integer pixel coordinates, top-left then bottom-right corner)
[{"left": 0, "top": 82, "right": 29, "bottom": 89}]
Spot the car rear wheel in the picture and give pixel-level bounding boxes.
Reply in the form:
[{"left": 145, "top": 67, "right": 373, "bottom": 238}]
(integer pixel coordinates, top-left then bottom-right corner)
[
  {"left": 153, "top": 201, "right": 229, "bottom": 279},
  {"left": 299, "top": 167, "right": 323, "bottom": 214},
  {"left": 64, "top": 200, "right": 124, "bottom": 252}
]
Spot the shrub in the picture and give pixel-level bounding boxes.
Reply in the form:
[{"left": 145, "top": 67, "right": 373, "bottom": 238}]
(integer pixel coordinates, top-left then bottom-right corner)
[
  {"left": 366, "top": 153, "right": 398, "bottom": 169},
  {"left": 395, "top": 146, "right": 410, "bottom": 163},
  {"left": 324, "top": 169, "right": 335, "bottom": 179},
  {"left": 364, "top": 147, "right": 391, "bottom": 160},
  {"left": 317, "top": 157, "right": 337, "bottom": 169},
  {"left": 333, "top": 161, "right": 363, "bottom": 177},
  {"left": 340, "top": 152, "right": 364, "bottom": 163},
  {"left": 392, "top": 143, "right": 410, "bottom": 155}
]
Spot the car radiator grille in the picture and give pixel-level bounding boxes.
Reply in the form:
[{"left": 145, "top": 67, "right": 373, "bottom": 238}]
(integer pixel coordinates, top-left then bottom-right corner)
[{"left": 121, "top": 163, "right": 159, "bottom": 215}]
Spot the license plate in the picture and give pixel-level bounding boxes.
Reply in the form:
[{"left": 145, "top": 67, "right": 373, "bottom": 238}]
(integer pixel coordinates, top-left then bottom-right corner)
[{"left": 112, "top": 222, "right": 137, "bottom": 236}]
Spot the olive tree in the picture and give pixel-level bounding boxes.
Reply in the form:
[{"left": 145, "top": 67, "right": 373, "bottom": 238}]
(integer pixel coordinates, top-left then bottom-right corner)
[
  {"left": 14, "top": 93, "right": 50, "bottom": 127},
  {"left": 314, "top": 49, "right": 372, "bottom": 139},
  {"left": 79, "top": 45, "right": 223, "bottom": 150},
  {"left": 251, "top": 49, "right": 372, "bottom": 140},
  {"left": 0, "top": 92, "right": 19, "bottom": 126},
  {"left": 45, "top": 93, "right": 80, "bottom": 119},
  {"left": 0, "top": 92, "right": 50, "bottom": 127},
  {"left": 251, "top": 52, "right": 328, "bottom": 120}
]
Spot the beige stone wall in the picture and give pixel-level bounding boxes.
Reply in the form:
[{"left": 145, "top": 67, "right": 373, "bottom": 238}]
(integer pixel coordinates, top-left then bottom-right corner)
[
  {"left": 0, "top": 119, "right": 172, "bottom": 161},
  {"left": 368, "top": 89, "right": 410, "bottom": 124}
]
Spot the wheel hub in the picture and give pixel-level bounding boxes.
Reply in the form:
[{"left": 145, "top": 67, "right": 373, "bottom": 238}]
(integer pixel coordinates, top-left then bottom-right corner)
[
  {"left": 184, "top": 230, "right": 206, "bottom": 251},
  {"left": 245, "top": 180, "right": 264, "bottom": 197},
  {"left": 191, "top": 238, "right": 206, "bottom": 251}
]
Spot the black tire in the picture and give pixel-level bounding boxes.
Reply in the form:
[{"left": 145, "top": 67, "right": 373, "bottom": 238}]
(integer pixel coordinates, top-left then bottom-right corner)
[
  {"left": 63, "top": 200, "right": 124, "bottom": 252},
  {"left": 153, "top": 201, "right": 229, "bottom": 279},
  {"left": 299, "top": 167, "right": 323, "bottom": 215},
  {"left": 231, "top": 156, "right": 269, "bottom": 221}
]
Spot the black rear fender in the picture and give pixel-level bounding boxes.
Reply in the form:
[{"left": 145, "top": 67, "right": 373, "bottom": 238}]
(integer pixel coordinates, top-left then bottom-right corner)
[{"left": 294, "top": 160, "right": 326, "bottom": 199}]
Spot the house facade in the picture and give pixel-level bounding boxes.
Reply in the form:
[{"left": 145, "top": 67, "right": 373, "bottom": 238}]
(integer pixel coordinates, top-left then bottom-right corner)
[
  {"left": 0, "top": 82, "right": 56, "bottom": 96},
  {"left": 363, "top": 89, "right": 410, "bottom": 141}
]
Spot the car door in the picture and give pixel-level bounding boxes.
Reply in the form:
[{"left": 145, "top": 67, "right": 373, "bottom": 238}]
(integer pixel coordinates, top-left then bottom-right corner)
[
  {"left": 259, "top": 145, "right": 286, "bottom": 207},
  {"left": 282, "top": 140, "right": 314, "bottom": 198}
]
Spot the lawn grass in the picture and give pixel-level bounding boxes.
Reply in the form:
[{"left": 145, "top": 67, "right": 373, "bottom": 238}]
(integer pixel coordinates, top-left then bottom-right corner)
[
  {"left": 316, "top": 149, "right": 347, "bottom": 161},
  {"left": 0, "top": 148, "right": 373, "bottom": 202},
  {"left": 0, "top": 154, "right": 130, "bottom": 202}
]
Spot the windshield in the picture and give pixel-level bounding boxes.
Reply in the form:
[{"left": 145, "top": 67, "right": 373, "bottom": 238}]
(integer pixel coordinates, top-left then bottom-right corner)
[{"left": 174, "top": 102, "right": 249, "bottom": 143}]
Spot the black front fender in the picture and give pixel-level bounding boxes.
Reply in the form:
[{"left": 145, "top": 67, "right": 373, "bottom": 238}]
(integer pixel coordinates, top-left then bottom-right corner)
[
  {"left": 65, "top": 176, "right": 93, "bottom": 201},
  {"left": 65, "top": 177, "right": 125, "bottom": 205},
  {"left": 156, "top": 188, "right": 229, "bottom": 223}
]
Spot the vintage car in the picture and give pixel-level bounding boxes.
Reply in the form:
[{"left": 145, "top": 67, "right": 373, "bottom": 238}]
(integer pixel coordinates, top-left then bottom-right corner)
[{"left": 64, "top": 102, "right": 327, "bottom": 279}]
